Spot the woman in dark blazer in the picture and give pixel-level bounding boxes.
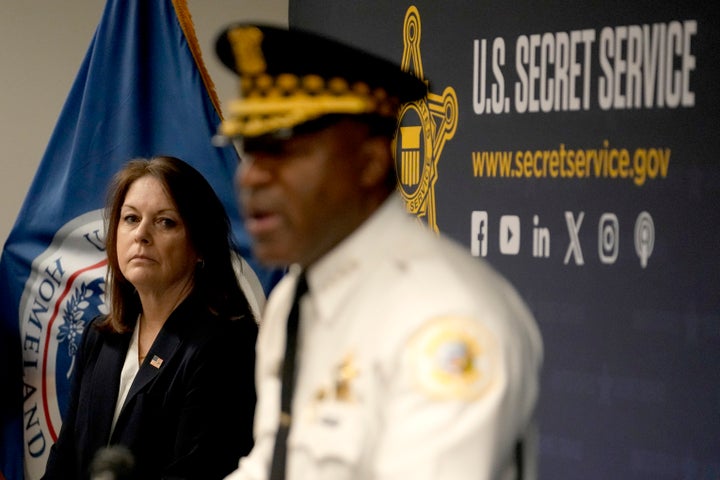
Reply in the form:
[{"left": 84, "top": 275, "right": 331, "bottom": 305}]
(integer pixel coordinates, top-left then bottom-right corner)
[{"left": 42, "top": 156, "right": 259, "bottom": 480}]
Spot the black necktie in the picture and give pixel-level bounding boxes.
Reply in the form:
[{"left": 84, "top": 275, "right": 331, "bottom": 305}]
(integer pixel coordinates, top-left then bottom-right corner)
[{"left": 269, "top": 272, "right": 308, "bottom": 480}]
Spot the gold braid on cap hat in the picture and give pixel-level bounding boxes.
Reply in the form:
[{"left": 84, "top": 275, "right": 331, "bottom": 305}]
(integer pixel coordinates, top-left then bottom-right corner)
[{"left": 219, "top": 27, "right": 401, "bottom": 138}]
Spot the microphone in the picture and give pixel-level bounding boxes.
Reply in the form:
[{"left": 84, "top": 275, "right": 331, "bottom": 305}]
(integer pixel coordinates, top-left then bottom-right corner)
[{"left": 90, "top": 445, "right": 135, "bottom": 480}]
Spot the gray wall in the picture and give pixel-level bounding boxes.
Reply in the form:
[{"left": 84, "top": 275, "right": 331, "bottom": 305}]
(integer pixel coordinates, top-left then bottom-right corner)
[{"left": 0, "top": 0, "right": 288, "bottom": 248}]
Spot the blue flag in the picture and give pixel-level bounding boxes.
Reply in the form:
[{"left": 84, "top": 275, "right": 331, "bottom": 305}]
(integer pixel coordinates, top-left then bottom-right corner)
[{"left": 0, "top": 1, "right": 281, "bottom": 478}]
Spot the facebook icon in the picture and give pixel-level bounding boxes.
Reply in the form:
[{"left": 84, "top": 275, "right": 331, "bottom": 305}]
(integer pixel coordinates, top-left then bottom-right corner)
[{"left": 471, "top": 211, "right": 488, "bottom": 257}]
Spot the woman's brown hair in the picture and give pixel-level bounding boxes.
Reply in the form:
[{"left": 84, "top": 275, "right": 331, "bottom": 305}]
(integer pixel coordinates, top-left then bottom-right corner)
[{"left": 97, "top": 155, "right": 254, "bottom": 333}]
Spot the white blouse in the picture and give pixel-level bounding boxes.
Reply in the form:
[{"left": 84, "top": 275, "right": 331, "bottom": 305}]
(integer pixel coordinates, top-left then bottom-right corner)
[{"left": 109, "top": 320, "right": 141, "bottom": 436}]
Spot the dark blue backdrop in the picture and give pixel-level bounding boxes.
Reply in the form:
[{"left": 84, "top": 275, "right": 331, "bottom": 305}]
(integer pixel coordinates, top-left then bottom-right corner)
[{"left": 290, "top": 1, "right": 720, "bottom": 478}]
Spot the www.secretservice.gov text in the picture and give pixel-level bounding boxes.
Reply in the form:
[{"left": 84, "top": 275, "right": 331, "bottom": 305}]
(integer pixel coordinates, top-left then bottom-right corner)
[{"left": 472, "top": 140, "right": 670, "bottom": 187}]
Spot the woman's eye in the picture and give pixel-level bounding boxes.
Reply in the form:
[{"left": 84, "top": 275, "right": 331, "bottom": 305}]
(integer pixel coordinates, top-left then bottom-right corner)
[
  {"left": 123, "top": 214, "right": 139, "bottom": 224},
  {"left": 158, "top": 218, "right": 178, "bottom": 229}
]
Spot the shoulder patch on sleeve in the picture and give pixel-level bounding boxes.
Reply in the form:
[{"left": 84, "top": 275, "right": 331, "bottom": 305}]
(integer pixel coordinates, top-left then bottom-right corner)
[{"left": 406, "top": 315, "right": 499, "bottom": 400}]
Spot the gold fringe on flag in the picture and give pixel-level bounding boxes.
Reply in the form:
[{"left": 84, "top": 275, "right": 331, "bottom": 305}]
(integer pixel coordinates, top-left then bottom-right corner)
[{"left": 171, "top": 0, "right": 225, "bottom": 118}]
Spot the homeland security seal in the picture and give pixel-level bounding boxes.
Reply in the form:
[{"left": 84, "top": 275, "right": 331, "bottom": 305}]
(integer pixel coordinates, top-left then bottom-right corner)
[{"left": 19, "top": 210, "right": 108, "bottom": 478}]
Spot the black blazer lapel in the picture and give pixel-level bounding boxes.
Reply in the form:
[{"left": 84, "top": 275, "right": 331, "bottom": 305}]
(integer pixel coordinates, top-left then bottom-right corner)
[
  {"left": 125, "top": 324, "right": 182, "bottom": 400},
  {"left": 111, "top": 297, "right": 201, "bottom": 441},
  {"left": 118, "top": 300, "right": 194, "bottom": 414},
  {"left": 87, "top": 328, "right": 130, "bottom": 446}
]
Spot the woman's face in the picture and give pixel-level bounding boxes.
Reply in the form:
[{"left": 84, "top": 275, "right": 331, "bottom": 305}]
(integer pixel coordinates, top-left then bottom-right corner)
[{"left": 116, "top": 175, "right": 198, "bottom": 297}]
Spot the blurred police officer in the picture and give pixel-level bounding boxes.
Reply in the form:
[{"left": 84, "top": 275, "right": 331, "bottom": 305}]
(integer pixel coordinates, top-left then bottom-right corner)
[{"left": 215, "top": 23, "right": 543, "bottom": 480}]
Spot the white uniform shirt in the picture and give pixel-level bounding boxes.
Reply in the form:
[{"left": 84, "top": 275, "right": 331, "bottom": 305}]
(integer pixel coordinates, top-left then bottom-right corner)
[{"left": 226, "top": 195, "right": 543, "bottom": 480}]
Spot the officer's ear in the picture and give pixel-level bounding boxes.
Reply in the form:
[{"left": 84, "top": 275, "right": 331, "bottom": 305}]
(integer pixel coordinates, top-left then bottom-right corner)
[{"left": 359, "top": 135, "right": 393, "bottom": 188}]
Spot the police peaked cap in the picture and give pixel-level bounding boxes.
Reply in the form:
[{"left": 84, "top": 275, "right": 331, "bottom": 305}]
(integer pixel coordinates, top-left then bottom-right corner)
[{"left": 215, "top": 23, "right": 428, "bottom": 139}]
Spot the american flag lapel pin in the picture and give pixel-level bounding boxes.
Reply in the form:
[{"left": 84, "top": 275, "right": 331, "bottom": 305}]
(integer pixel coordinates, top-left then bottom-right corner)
[{"left": 150, "top": 355, "right": 164, "bottom": 369}]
